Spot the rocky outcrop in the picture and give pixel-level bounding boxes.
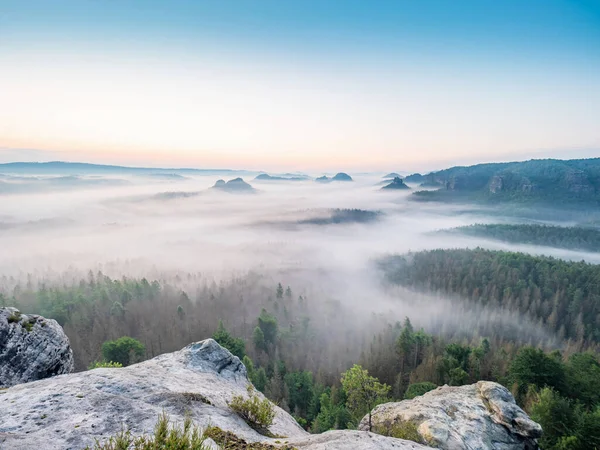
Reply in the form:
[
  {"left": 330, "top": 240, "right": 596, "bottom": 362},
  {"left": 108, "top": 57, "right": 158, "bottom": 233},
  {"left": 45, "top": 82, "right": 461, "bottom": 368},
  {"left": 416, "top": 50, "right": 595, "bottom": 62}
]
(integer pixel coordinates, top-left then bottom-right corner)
[
  {"left": 212, "top": 177, "right": 255, "bottom": 193},
  {"left": 564, "top": 170, "right": 594, "bottom": 194},
  {"left": 381, "top": 177, "right": 410, "bottom": 190},
  {"left": 0, "top": 307, "right": 74, "bottom": 388},
  {"left": 359, "top": 381, "right": 542, "bottom": 450},
  {"left": 315, "top": 173, "right": 353, "bottom": 183},
  {"left": 0, "top": 339, "right": 427, "bottom": 449}
]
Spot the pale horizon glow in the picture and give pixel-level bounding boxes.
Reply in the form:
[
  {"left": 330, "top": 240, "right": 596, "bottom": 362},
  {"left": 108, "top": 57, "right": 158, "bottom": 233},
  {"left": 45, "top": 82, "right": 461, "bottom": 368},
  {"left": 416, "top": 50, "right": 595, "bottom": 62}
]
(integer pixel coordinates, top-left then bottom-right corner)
[{"left": 1, "top": 1, "right": 599, "bottom": 171}]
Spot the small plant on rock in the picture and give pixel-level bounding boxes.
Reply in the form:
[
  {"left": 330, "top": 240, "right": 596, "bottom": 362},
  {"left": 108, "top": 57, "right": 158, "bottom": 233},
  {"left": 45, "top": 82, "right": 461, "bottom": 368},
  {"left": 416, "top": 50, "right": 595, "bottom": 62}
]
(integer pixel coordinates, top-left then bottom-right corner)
[
  {"left": 88, "top": 361, "right": 123, "bottom": 370},
  {"left": 228, "top": 385, "right": 275, "bottom": 433},
  {"left": 88, "top": 413, "right": 213, "bottom": 449}
]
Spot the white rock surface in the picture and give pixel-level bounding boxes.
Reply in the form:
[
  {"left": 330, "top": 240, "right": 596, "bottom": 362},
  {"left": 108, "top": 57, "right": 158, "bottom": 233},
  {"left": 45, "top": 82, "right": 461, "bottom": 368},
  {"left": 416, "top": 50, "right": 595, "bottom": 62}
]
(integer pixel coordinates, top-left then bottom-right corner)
[
  {"left": 359, "top": 381, "right": 542, "bottom": 450},
  {"left": 0, "top": 338, "right": 429, "bottom": 449},
  {"left": 0, "top": 307, "right": 74, "bottom": 388},
  {"left": 286, "top": 430, "right": 431, "bottom": 449}
]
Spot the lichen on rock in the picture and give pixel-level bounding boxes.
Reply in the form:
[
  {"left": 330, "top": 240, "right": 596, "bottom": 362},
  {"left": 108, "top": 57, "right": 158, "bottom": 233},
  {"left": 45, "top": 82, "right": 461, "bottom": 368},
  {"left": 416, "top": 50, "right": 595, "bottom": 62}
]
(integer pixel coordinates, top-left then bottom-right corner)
[{"left": 0, "top": 307, "right": 74, "bottom": 388}]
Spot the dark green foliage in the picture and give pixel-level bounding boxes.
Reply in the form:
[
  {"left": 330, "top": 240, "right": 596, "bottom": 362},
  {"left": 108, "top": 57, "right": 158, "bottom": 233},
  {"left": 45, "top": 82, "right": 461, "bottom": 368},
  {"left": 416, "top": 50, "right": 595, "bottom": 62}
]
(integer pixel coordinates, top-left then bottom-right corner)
[
  {"left": 444, "top": 223, "right": 600, "bottom": 252},
  {"left": 404, "top": 382, "right": 437, "bottom": 399},
  {"left": 509, "top": 347, "right": 566, "bottom": 400},
  {"left": 257, "top": 309, "right": 278, "bottom": 347},
  {"left": 380, "top": 248, "right": 600, "bottom": 342},
  {"left": 213, "top": 320, "right": 246, "bottom": 359},
  {"left": 101, "top": 336, "right": 145, "bottom": 367},
  {"left": 530, "top": 388, "right": 579, "bottom": 450},
  {"left": 253, "top": 326, "right": 266, "bottom": 352},
  {"left": 565, "top": 353, "right": 600, "bottom": 408},
  {"left": 312, "top": 388, "right": 351, "bottom": 433},
  {"left": 284, "top": 371, "right": 313, "bottom": 417}
]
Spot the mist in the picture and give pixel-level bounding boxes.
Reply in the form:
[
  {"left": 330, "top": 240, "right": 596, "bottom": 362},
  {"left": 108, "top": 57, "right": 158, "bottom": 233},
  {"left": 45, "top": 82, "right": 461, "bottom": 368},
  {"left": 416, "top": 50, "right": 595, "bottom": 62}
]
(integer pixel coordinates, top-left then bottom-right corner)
[{"left": 2, "top": 169, "right": 579, "bottom": 351}]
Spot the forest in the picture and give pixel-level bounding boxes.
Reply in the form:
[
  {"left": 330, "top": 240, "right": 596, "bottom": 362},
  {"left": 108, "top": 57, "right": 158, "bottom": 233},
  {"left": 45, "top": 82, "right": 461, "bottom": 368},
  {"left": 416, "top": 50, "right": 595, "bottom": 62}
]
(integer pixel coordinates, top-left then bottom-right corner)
[
  {"left": 380, "top": 248, "right": 600, "bottom": 346},
  {"left": 3, "top": 245, "right": 600, "bottom": 448},
  {"left": 409, "top": 158, "right": 600, "bottom": 207},
  {"left": 441, "top": 223, "right": 600, "bottom": 253}
]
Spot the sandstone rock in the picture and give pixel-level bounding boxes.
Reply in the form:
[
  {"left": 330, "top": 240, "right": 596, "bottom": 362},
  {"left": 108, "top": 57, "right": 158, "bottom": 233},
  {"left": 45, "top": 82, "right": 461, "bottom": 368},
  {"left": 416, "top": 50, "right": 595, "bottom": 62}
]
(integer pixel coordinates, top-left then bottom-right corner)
[
  {"left": 359, "top": 381, "right": 542, "bottom": 450},
  {"left": 286, "top": 430, "right": 432, "bottom": 449},
  {"left": 0, "top": 307, "right": 74, "bottom": 388},
  {"left": 0, "top": 338, "right": 430, "bottom": 449},
  {"left": 0, "top": 339, "right": 302, "bottom": 449}
]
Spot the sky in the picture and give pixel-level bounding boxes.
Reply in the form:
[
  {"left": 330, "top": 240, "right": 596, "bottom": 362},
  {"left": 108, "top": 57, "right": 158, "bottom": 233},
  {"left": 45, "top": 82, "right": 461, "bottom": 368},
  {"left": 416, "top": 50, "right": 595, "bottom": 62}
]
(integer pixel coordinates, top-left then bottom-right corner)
[{"left": 1, "top": 0, "right": 599, "bottom": 171}]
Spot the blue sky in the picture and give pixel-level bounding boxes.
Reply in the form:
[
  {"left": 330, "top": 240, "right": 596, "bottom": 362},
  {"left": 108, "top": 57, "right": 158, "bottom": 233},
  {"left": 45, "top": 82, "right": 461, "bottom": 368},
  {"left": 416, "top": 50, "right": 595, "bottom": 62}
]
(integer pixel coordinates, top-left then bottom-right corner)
[{"left": 1, "top": 0, "right": 599, "bottom": 170}]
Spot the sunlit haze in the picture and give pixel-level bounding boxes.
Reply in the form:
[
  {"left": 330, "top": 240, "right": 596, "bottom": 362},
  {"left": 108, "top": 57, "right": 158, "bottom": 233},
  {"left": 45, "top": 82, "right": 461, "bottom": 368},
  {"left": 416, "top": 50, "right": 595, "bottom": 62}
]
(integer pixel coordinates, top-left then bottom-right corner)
[{"left": 1, "top": 0, "right": 599, "bottom": 171}]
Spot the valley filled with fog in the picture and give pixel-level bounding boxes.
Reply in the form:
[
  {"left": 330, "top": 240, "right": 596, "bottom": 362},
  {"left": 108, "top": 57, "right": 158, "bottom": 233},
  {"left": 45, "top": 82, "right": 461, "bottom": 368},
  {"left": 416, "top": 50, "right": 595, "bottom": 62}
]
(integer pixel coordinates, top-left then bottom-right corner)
[{"left": 3, "top": 168, "right": 598, "bottom": 355}]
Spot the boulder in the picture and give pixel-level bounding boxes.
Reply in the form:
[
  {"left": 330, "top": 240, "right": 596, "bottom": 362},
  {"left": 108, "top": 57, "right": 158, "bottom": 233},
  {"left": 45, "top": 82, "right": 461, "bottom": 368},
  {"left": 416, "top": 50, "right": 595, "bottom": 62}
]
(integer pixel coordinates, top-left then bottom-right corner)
[
  {"left": 359, "top": 381, "right": 542, "bottom": 450},
  {"left": 0, "top": 338, "right": 431, "bottom": 449},
  {"left": 0, "top": 307, "right": 74, "bottom": 388}
]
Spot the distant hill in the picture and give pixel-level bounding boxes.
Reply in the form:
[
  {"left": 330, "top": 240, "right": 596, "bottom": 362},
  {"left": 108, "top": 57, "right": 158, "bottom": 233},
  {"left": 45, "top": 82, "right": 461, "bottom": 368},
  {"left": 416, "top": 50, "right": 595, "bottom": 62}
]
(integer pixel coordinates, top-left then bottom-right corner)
[
  {"left": 0, "top": 161, "right": 248, "bottom": 176},
  {"left": 381, "top": 177, "right": 410, "bottom": 190},
  {"left": 411, "top": 158, "right": 600, "bottom": 205},
  {"left": 254, "top": 174, "right": 308, "bottom": 181},
  {"left": 316, "top": 172, "right": 353, "bottom": 183},
  {"left": 383, "top": 172, "right": 401, "bottom": 179},
  {"left": 212, "top": 178, "right": 255, "bottom": 193},
  {"left": 298, "top": 209, "right": 380, "bottom": 225},
  {"left": 404, "top": 173, "right": 424, "bottom": 183}
]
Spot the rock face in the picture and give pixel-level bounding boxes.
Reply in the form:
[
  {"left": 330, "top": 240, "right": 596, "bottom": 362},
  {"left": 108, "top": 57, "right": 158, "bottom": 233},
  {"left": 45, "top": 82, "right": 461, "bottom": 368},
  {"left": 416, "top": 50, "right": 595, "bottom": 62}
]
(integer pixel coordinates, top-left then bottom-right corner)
[
  {"left": 212, "top": 177, "right": 255, "bottom": 193},
  {"left": 0, "top": 339, "right": 426, "bottom": 449},
  {"left": 359, "top": 381, "right": 542, "bottom": 450},
  {"left": 316, "top": 173, "right": 353, "bottom": 183},
  {"left": 0, "top": 307, "right": 74, "bottom": 388},
  {"left": 381, "top": 177, "right": 410, "bottom": 190}
]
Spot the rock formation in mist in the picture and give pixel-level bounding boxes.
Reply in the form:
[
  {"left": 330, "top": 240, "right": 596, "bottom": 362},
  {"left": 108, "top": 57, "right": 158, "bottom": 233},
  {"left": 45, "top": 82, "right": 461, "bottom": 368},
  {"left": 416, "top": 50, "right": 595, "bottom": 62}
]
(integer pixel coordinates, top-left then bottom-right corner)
[
  {"left": 0, "top": 307, "right": 74, "bottom": 388},
  {"left": 0, "top": 338, "right": 430, "bottom": 449},
  {"left": 254, "top": 173, "right": 308, "bottom": 181},
  {"left": 381, "top": 177, "right": 410, "bottom": 190},
  {"left": 383, "top": 173, "right": 401, "bottom": 179},
  {"left": 359, "top": 381, "right": 542, "bottom": 449},
  {"left": 315, "top": 173, "right": 353, "bottom": 183},
  {"left": 212, "top": 177, "right": 255, "bottom": 193}
]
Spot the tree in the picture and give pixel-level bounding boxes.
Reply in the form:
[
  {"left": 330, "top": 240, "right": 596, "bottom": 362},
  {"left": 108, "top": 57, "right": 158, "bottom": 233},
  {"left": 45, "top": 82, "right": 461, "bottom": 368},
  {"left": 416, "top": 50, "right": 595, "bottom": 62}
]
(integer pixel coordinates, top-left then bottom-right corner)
[
  {"left": 212, "top": 320, "right": 246, "bottom": 359},
  {"left": 565, "top": 352, "right": 600, "bottom": 408},
  {"left": 509, "top": 347, "right": 566, "bottom": 400},
  {"left": 341, "top": 364, "right": 391, "bottom": 431},
  {"left": 285, "top": 371, "right": 313, "bottom": 417},
  {"left": 276, "top": 283, "right": 284, "bottom": 299},
  {"left": 101, "top": 336, "right": 145, "bottom": 366},
  {"left": 529, "top": 388, "right": 578, "bottom": 450},
  {"left": 253, "top": 326, "right": 266, "bottom": 352},
  {"left": 257, "top": 309, "right": 278, "bottom": 347}
]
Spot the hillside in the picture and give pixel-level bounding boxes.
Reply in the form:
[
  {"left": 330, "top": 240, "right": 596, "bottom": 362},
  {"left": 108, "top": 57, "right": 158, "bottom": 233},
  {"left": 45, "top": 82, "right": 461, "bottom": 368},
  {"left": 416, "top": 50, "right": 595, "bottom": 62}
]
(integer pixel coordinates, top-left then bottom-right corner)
[
  {"left": 379, "top": 248, "right": 600, "bottom": 343},
  {"left": 441, "top": 223, "right": 600, "bottom": 253},
  {"left": 410, "top": 158, "right": 600, "bottom": 205}
]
